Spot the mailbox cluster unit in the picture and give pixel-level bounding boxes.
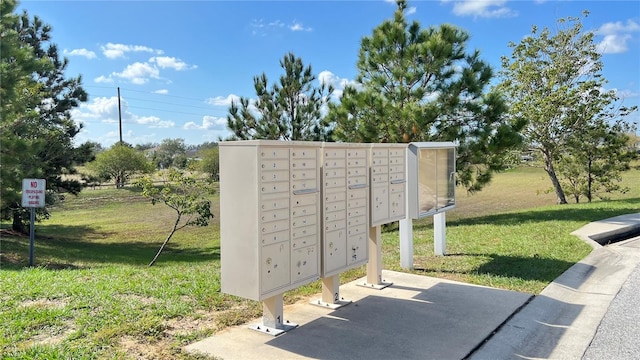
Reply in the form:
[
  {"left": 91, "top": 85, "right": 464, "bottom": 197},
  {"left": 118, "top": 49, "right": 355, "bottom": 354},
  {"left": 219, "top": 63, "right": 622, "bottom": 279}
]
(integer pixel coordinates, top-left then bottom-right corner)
[{"left": 219, "top": 140, "right": 407, "bottom": 302}]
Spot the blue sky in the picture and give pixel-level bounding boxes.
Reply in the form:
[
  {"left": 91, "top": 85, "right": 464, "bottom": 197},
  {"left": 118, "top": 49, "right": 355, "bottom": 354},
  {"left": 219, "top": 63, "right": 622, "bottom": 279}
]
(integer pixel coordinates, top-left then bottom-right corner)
[{"left": 19, "top": 0, "right": 640, "bottom": 147}]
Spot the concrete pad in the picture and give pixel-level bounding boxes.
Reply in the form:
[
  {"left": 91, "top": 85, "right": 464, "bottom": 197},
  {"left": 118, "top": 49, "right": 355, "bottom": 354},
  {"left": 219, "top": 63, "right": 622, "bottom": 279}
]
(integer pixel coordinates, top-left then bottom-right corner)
[{"left": 186, "top": 270, "right": 532, "bottom": 360}]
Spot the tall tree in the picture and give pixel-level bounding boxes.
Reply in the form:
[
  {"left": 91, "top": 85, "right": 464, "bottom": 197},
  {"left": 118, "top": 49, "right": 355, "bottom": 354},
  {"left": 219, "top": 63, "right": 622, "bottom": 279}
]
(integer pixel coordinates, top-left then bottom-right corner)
[
  {"left": 87, "top": 143, "right": 154, "bottom": 188},
  {"left": 326, "top": 0, "right": 523, "bottom": 192},
  {"left": 226, "top": 52, "right": 334, "bottom": 141},
  {"left": 498, "top": 11, "right": 637, "bottom": 204},
  {"left": 0, "top": 2, "right": 88, "bottom": 232}
]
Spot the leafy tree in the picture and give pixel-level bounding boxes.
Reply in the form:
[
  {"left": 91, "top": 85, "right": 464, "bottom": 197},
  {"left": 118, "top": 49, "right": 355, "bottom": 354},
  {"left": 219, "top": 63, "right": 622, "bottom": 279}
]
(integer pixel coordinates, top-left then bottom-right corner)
[
  {"left": 0, "top": 2, "right": 88, "bottom": 232},
  {"left": 196, "top": 145, "right": 219, "bottom": 180},
  {"left": 498, "top": 12, "right": 637, "bottom": 204},
  {"left": 226, "top": 52, "right": 334, "bottom": 141},
  {"left": 557, "top": 121, "right": 634, "bottom": 203},
  {"left": 87, "top": 143, "right": 154, "bottom": 188},
  {"left": 134, "top": 169, "right": 214, "bottom": 266},
  {"left": 326, "top": 0, "right": 523, "bottom": 192},
  {"left": 151, "top": 138, "right": 188, "bottom": 169},
  {"left": 134, "top": 142, "right": 157, "bottom": 152},
  {"left": 73, "top": 141, "right": 103, "bottom": 165}
]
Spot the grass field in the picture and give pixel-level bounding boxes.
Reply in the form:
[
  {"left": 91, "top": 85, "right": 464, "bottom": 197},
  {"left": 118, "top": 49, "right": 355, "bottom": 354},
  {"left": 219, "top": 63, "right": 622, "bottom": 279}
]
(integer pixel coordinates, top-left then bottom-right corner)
[{"left": 1, "top": 165, "right": 639, "bottom": 359}]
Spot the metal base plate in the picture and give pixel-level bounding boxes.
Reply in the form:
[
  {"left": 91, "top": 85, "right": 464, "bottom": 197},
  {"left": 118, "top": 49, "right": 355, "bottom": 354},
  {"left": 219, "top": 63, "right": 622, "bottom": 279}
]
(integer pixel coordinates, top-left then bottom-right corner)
[
  {"left": 309, "top": 298, "right": 353, "bottom": 310},
  {"left": 357, "top": 281, "right": 393, "bottom": 290},
  {"left": 249, "top": 321, "right": 299, "bottom": 337}
]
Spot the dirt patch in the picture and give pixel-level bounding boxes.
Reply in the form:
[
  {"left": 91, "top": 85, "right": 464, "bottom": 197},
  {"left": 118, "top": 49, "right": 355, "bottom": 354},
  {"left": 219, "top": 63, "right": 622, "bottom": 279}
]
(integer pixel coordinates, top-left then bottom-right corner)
[
  {"left": 21, "top": 298, "right": 69, "bottom": 309},
  {"left": 119, "top": 312, "right": 220, "bottom": 360},
  {"left": 164, "top": 310, "right": 218, "bottom": 336},
  {"left": 116, "top": 294, "right": 159, "bottom": 306},
  {"left": 31, "top": 323, "right": 75, "bottom": 347},
  {"left": 120, "top": 336, "right": 171, "bottom": 360}
]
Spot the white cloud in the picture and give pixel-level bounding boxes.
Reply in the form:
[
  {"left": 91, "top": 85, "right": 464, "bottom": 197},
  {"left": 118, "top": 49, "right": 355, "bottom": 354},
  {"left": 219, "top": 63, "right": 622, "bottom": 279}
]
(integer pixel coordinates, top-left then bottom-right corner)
[
  {"left": 154, "top": 89, "right": 169, "bottom": 95},
  {"left": 71, "top": 96, "right": 175, "bottom": 129},
  {"left": 318, "top": 70, "right": 360, "bottom": 99},
  {"left": 113, "top": 62, "right": 160, "bottom": 84},
  {"left": 406, "top": 6, "right": 417, "bottom": 15},
  {"left": 64, "top": 48, "right": 97, "bottom": 59},
  {"left": 184, "top": 116, "right": 227, "bottom": 130},
  {"left": 594, "top": 20, "right": 640, "bottom": 54},
  {"left": 206, "top": 94, "right": 241, "bottom": 107},
  {"left": 70, "top": 96, "right": 120, "bottom": 125},
  {"left": 251, "top": 19, "right": 312, "bottom": 36},
  {"left": 149, "top": 56, "right": 197, "bottom": 71},
  {"left": 101, "top": 43, "right": 162, "bottom": 59},
  {"left": 136, "top": 115, "right": 175, "bottom": 128},
  {"left": 442, "top": 0, "right": 517, "bottom": 18},
  {"left": 94, "top": 75, "right": 113, "bottom": 84},
  {"left": 290, "top": 22, "right": 312, "bottom": 32}
]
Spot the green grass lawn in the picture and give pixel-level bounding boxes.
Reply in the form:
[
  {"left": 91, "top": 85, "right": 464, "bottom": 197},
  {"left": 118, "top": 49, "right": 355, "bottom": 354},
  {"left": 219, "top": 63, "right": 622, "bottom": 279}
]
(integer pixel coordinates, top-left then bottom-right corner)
[{"left": 1, "top": 166, "right": 639, "bottom": 359}]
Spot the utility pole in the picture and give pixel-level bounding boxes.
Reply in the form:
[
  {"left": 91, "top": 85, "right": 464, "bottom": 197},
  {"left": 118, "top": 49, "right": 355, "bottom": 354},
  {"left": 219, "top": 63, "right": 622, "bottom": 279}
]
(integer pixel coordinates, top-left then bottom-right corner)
[{"left": 117, "top": 87, "right": 123, "bottom": 144}]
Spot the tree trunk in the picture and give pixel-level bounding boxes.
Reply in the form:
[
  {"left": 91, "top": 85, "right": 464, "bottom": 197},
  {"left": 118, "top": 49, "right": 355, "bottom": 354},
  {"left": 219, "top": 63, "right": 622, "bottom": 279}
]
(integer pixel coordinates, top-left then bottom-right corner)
[
  {"left": 148, "top": 213, "right": 181, "bottom": 266},
  {"left": 587, "top": 159, "right": 593, "bottom": 203},
  {"left": 12, "top": 211, "right": 26, "bottom": 233},
  {"left": 542, "top": 152, "right": 567, "bottom": 204}
]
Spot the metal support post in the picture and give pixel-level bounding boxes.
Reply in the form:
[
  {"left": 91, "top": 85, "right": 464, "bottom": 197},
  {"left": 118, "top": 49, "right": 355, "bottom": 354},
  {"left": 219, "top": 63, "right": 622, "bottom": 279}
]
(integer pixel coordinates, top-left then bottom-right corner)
[
  {"left": 399, "top": 217, "right": 414, "bottom": 269},
  {"left": 311, "top": 274, "right": 352, "bottom": 309},
  {"left": 250, "top": 293, "right": 297, "bottom": 336},
  {"left": 359, "top": 225, "right": 392, "bottom": 289},
  {"left": 434, "top": 212, "right": 446, "bottom": 256}
]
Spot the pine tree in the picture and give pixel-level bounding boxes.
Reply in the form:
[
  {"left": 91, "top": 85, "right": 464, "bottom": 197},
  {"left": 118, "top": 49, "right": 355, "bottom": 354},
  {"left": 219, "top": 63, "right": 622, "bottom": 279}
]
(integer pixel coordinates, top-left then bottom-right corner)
[
  {"left": 326, "top": 0, "right": 523, "bottom": 192},
  {"left": 0, "top": 2, "right": 88, "bottom": 231},
  {"left": 226, "top": 52, "right": 334, "bottom": 141}
]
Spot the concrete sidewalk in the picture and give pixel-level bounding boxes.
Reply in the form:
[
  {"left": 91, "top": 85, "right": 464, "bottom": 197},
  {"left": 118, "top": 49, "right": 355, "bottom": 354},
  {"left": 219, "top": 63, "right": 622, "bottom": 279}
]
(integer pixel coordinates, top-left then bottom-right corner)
[
  {"left": 186, "top": 271, "right": 532, "bottom": 360},
  {"left": 186, "top": 213, "right": 640, "bottom": 360}
]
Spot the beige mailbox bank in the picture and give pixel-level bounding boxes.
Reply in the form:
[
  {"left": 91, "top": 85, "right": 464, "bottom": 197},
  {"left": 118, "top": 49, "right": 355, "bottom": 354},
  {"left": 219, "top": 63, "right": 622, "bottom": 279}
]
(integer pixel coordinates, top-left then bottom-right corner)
[{"left": 219, "top": 140, "right": 452, "bottom": 335}]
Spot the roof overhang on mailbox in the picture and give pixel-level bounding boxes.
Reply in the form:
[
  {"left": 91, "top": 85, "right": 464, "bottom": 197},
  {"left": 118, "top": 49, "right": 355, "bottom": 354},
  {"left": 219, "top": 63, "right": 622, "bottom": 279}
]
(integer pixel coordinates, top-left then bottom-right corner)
[{"left": 407, "top": 142, "right": 458, "bottom": 219}]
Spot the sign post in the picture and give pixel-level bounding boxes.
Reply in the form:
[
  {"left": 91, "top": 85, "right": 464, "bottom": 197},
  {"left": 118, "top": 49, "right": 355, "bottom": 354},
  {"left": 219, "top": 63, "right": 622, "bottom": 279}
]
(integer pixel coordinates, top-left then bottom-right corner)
[{"left": 22, "top": 178, "right": 46, "bottom": 266}]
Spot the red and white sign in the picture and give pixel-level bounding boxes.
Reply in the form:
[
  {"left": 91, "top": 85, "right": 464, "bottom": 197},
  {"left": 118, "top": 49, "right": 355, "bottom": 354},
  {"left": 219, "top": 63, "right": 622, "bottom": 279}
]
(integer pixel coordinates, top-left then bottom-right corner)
[{"left": 22, "top": 178, "right": 46, "bottom": 208}]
